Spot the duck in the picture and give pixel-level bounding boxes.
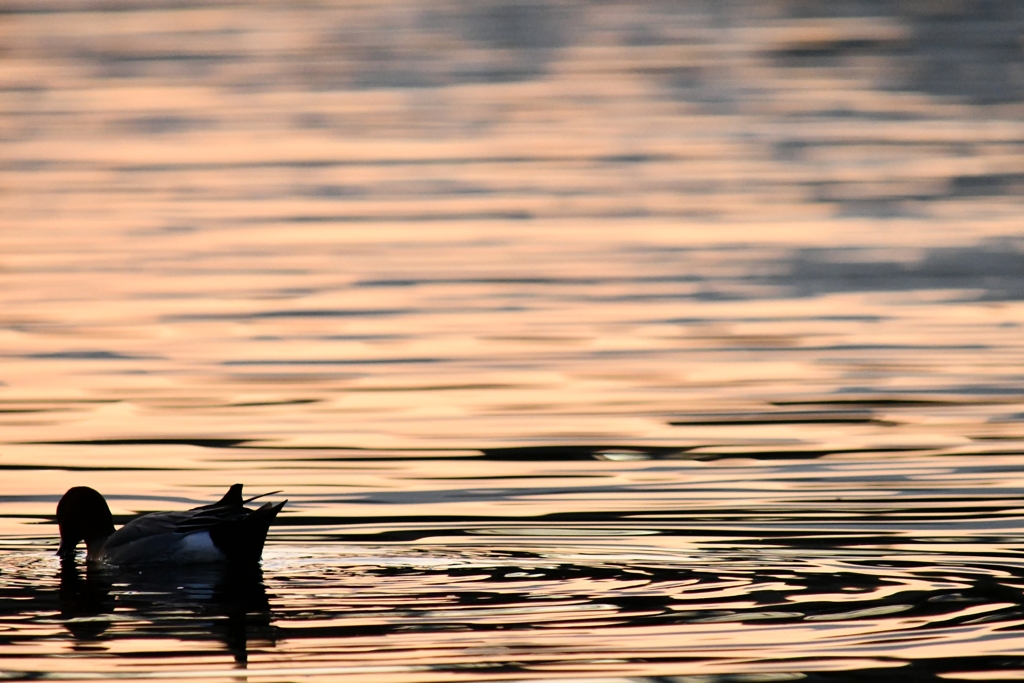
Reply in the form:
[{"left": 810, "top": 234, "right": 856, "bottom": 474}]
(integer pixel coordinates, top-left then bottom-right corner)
[{"left": 56, "top": 484, "right": 286, "bottom": 566}]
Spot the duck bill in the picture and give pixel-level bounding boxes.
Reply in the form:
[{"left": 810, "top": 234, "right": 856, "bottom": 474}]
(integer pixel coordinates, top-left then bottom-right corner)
[{"left": 56, "top": 540, "right": 76, "bottom": 559}]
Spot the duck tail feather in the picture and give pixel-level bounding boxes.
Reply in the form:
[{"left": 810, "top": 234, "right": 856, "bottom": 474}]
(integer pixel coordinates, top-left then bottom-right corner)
[
  {"left": 243, "top": 490, "right": 282, "bottom": 505},
  {"left": 210, "top": 499, "right": 285, "bottom": 565},
  {"left": 198, "top": 484, "right": 244, "bottom": 510}
]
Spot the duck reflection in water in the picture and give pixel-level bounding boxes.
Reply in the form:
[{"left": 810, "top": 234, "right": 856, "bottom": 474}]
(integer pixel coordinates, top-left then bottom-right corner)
[{"left": 58, "top": 560, "right": 278, "bottom": 664}]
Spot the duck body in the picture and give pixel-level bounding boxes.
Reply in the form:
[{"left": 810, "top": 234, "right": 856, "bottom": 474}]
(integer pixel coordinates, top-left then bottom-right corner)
[{"left": 57, "top": 484, "right": 285, "bottom": 566}]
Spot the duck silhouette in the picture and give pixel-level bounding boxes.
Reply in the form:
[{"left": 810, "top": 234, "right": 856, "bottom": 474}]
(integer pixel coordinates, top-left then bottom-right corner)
[{"left": 57, "top": 484, "right": 285, "bottom": 566}]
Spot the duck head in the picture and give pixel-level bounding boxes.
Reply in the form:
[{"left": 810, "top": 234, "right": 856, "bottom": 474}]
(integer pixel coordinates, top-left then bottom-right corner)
[{"left": 57, "top": 487, "right": 116, "bottom": 562}]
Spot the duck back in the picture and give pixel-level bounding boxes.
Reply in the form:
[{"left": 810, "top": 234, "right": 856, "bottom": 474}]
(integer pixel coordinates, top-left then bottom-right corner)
[{"left": 93, "top": 487, "right": 285, "bottom": 566}]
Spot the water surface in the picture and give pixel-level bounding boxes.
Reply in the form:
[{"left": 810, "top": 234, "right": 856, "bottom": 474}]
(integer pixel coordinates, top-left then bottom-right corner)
[{"left": 3, "top": 1, "right": 1024, "bottom": 681}]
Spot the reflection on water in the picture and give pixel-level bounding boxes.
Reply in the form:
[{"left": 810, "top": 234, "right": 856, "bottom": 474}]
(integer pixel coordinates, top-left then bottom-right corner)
[
  {"left": 10, "top": 506, "right": 1024, "bottom": 680},
  {"left": 57, "top": 562, "right": 274, "bottom": 664},
  {"left": 3, "top": 0, "right": 1024, "bottom": 681},
  {"left": 8, "top": 454, "right": 1024, "bottom": 680}
]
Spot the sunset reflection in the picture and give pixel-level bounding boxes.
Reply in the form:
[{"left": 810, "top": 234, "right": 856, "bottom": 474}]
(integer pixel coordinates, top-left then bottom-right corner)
[{"left": 3, "top": 0, "right": 1024, "bottom": 681}]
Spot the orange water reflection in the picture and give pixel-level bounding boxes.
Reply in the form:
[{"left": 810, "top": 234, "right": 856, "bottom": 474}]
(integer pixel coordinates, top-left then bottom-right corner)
[{"left": 4, "top": 0, "right": 1024, "bottom": 680}]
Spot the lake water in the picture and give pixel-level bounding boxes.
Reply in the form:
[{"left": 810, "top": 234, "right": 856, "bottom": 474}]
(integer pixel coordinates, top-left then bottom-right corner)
[{"left": 3, "top": 1, "right": 1024, "bottom": 681}]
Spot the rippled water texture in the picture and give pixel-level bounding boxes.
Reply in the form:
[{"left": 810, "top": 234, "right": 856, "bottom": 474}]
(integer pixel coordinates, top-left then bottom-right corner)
[{"left": 4, "top": 1, "right": 1024, "bottom": 681}]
